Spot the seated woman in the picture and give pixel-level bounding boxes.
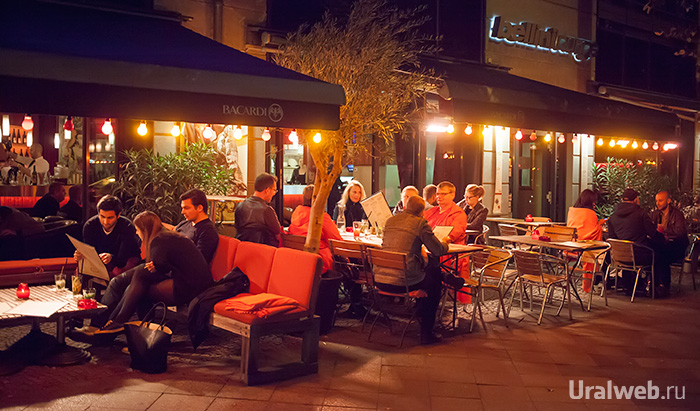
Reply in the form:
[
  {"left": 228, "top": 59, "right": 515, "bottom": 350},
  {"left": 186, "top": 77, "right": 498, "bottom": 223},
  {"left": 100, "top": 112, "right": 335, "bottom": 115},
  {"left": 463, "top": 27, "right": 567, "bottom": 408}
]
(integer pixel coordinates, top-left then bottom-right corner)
[
  {"left": 456, "top": 184, "right": 488, "bottom": 244},
  {"left": 288, "top": 184, "right": 342, "bottom": 272},
  {"left": 566, "top": 189, "right": 604, "bottom": 292},
  {"left": 332, "top": 180, "right": 367, "bottom": 224},
  {"left": 95, "top": 211, "right": 213, "bottom": 333}
]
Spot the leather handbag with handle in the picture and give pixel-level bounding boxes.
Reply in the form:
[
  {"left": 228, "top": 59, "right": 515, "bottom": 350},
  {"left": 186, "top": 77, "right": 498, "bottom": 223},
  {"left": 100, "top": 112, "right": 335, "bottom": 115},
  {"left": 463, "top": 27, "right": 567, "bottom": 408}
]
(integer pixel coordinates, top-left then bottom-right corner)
[{"left": 124, "top": 302, "right": 172, "bottom": 374}]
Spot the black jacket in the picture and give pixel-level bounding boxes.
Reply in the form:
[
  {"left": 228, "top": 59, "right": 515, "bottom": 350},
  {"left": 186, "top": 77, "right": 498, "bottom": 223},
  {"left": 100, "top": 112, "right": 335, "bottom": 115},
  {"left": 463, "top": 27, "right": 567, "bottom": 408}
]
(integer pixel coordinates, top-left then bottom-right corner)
[
  {"left": 176, "top": 218, "right": 219, "bottom": 264},
  {"left": 187, "top": 268, "right": 249, "bottom": 349},
  {"left": 607, "top": 202, "right": 662, "bottom": 247},
  {"left": 332, "top": 200, "right": 366, "bottom": 224},
  {"left": 234, "top": 196, "right": 281, "bottom": 247},
  {"left": 651, "top": 205, "right": 689, "bottom": 247},
  {"left": 456, "top": 201, "right": 489, "bottom": 244}
]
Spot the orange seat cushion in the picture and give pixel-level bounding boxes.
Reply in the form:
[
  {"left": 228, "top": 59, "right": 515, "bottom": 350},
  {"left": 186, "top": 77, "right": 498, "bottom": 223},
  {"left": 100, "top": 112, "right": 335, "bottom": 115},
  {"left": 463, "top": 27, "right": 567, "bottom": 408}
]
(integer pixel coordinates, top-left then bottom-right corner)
[
  {"left": 210, "top": 235, "right": 239, "bottom": 281},
  {"left": 0, "top": 257, "right": 77, "bottom": 275},
  {"left": 213, "top": 297, "right": 309, "bottom": 325},
  {"left": 233, "top": 242, "right": 276, "bottom": 294},
  {"left": 267, "top": 247, "right": 322, "bottom": 310}
]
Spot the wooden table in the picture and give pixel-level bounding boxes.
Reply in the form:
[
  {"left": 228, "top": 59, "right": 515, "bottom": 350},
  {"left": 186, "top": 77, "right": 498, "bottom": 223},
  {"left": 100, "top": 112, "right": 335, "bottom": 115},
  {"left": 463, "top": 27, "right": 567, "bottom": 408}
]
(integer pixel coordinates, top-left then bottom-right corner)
[
  {"left": 0, "top": 285, "right": 106, "bottom": 369},
  {"left": 487, "top": 217, "right": 563, "bottom": 229},
  {"left": 489, "top": 235, "right": 609, "bottom": 311}
]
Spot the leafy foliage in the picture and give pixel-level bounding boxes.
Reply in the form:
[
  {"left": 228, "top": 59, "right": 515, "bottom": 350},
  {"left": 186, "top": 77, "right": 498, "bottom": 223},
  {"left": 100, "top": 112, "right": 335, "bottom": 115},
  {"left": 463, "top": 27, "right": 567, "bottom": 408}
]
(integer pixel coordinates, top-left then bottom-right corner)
[{"left": 111, "top": 143, "right": 241, "bottom": 224}]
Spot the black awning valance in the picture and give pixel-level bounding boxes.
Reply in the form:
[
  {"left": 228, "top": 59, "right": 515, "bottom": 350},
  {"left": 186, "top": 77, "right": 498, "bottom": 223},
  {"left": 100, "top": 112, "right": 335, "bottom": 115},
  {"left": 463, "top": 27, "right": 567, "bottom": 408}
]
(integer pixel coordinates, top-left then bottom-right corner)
[
  {"left": 0, "top": 0, "right": 345, "bottom": 129},
  {"left": 429, "top": 58, "right": 679, "bottom": 140}
]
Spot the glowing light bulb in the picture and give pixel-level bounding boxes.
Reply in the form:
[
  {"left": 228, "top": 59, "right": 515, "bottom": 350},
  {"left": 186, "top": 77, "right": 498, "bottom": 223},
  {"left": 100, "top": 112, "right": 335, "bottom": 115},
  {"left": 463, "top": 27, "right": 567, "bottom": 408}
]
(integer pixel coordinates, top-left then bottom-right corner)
[
  {"left": 609, "top": 139, "right": 616, "bottom": 147},
  {"left": 544, "top": 133, "right": 552, "bottom": 142},
  {"left": 171, "top": 123, "right": 180, "bottom": 137},
  {"left": 54, "top": 133, "right": 60, "bottom": 149},
  {"left": 642, "top": 141, "right": 649, "bottom": 149},
  {"left": 261, "top": 128, "right": 271, "bottom": 141},
  {"left": 88, "top": 143, "right": 95, "bottom": 152},
  {"left": 530, "top": 131, "right": 537, "bottom": 141},
  {"left": 96, "top": 142, "right": 102, "bottom": 152},
  {"left": 313, "top": 132, "right": 322, "bottom": 143},
  {"left": 618, "top": 140, "right": 629, "bottom": 148},
  {"left": 289, "top": 129, "right": 298, "bottom": 142},
  {"left": 597, "top": 138, "right": 604, "bottom": 146},
  {"left": 137, "top": 121, "right": 147, "bottom": 136},
  {"left": 572, "top": 134, "right": 579, "bottom": 144},
  {"left": 652, "top": 142, "right": 659, "bottom": 150},
  {"left": 515, "top": 129, "right": 523, "bottom": 140},
  {"left": 632, "top": 141, "right": 638, "bottom": 149},
  {"left": 446, "top": 124, "right": 455, "bottom": 134},
  {"left": 203, "top": 124, "right": 214, "bottom": 140},
  {"left": 482, "top": 126, "right": 491, "bottom": 138},
  {"left": 21, "top": 115, "right": 34, "bottom": 131},
  {"left": 464, "top": 124, "right": 473, "bottom": 135},
  {"left": 558, "top": 134, "right": 565, "bottom": 144},
  {"left": 101, "top": 118, "right": 112, "bottom": 135},
  {"left": 233, "top": 126, "right": 243, "bottom": 140},
  {"left": 2, "top": 115, "right": 8, "bottom": 136}
]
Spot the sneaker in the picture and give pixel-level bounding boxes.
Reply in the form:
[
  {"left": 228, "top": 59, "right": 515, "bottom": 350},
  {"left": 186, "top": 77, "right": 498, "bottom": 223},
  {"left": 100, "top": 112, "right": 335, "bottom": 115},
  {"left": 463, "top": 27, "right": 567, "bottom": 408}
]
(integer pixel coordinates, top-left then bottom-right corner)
[
  {"left": 94, "top": 320, "right": 124, "bottom": 335},
  {"left": 443, "top": 274, "right": 465, "bottom": 289}
]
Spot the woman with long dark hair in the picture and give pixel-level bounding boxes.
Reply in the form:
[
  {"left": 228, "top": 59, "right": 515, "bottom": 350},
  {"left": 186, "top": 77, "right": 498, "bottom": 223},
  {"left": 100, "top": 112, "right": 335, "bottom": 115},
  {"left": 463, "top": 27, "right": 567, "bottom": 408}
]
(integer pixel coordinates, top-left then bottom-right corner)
[
  {"left": 567, "top": 189, "right": 604, "bottom": 292},
  {"left": 96, "top": 211, "right": 213, "bottom": 332}
]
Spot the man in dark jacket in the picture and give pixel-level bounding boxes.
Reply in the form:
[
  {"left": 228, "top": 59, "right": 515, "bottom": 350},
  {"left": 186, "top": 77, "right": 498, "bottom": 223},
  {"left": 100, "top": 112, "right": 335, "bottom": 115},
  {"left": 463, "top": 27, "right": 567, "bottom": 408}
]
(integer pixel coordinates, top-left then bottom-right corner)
[
  {"left": 376, "top": 195, "right": 462, "bottom": 345},
  {"left": 234, "top": 173, "right": 281, "bottom": 247},
  {"left": 30, "top": 182, "right": 65, "bottom": 219},
  {"left": 651, "top": 191, "right": 689, "bottom": 293},
  {"left": 607, "top": 188, "right": 666, "bottom": 295},
  {"left": 164, "top": 189, "right": 219, "bottom": 264}
]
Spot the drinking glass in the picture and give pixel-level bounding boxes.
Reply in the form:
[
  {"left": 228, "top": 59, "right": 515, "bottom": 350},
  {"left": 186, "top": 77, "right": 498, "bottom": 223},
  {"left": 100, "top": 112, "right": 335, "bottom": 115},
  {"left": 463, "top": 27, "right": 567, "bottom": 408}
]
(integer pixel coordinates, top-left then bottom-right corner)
[
  {"left": 72, "top": 274, "right": 82, "bottom": 296},
  {"left": 54, "top": 273, "right": 66, "bottom": 291},
  {"left": 353, "top": 221, "right": 361, "bottom": 238},
  {"left": 361, "top": 219, "right": 369, "bottom": 235},
  {"left": 82, "top": 288, "right": 96, "bottom": 300}
]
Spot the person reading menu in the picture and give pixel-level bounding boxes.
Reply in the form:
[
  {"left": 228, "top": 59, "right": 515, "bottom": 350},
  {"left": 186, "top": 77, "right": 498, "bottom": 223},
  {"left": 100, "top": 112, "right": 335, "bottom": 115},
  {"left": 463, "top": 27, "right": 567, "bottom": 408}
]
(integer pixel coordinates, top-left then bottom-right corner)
[{"left": 423, "top": 181, "right": 467, "bottom": 245}]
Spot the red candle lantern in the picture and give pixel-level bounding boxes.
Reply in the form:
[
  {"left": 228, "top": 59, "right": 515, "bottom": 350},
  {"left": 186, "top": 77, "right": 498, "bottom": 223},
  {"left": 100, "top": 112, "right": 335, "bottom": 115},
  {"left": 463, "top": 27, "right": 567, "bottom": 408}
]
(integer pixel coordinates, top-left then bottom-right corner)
[{"left": 16, "top": 283, "right": 30, "bottom": 299}]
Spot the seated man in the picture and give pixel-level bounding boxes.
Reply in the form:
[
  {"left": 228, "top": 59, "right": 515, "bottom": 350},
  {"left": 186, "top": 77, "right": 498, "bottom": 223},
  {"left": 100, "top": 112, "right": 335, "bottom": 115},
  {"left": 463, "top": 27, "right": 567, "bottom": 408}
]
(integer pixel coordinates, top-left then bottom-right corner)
[
  {"left": 59, "top": 185, "right": 83, "bottom": 223},
  {"left": 607, "top": 188, "right": 665, "bottom": 295},
  {"left": 76, "top": 195, "right": 141, "bottom": 277},
  {"left": 234, "top": 173, "right": 281, "bottom": 247},
  {"left": 423, "top": 181, "right": 467, "bottom": 245},
  {"left": 163, "top": 188, "right": 219, "bottom": 264},
  {"left": 30, "top": 182, "right": 66, "bottom": 219},
  {"left": 0, "top": 206, "right": 44, "bottom": 260},
  {"left": 651, "top": 190, "right": 689, "bottom": 295},
  {"left": 423, "top": 184, "right": 437, "bottom": 210},
  {"left": 375, "top": 196, "right": 462, "bottom": 345},
  {"left": 392, "top": 186, "right": 419, "bottom": 215}
]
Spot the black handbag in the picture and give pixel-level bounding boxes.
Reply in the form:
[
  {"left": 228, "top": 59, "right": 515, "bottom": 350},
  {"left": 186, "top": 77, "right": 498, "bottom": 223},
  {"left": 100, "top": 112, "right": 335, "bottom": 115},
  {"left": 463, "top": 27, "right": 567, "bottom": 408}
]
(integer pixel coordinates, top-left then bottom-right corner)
[{"left": 124, "top": 302, "right": 172, "bottom": 374}]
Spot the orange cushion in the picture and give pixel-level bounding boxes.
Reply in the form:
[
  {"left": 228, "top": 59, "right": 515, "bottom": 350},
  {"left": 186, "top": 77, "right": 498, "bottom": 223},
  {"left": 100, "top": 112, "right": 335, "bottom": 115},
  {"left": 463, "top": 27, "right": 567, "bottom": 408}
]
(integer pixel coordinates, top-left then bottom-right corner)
[
  {"left": 213, "top": 298, "right": 309, "bottom": 325},
  {"left": 0, "top": 257, "right": 77, "bottom": 275},
  {"left": 268, "top": 247, "right": 322, "bottom": 310},
  {"left": 233, "top": 242, "right": 276, "bottom": 294},
  {"left": 210, "top": 235, "right": 239, "bottom": 281}
]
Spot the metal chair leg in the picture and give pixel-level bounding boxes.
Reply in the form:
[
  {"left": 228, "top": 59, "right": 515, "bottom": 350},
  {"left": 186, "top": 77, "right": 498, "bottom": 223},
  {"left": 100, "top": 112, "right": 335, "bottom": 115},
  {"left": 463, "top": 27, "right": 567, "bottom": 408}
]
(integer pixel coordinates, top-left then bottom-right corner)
[
  {"left": 538, "top": 284, "right": 552, "bottom": 325},
  {"left": 631, "top": 268, "right": 642, "bottom": 303}
]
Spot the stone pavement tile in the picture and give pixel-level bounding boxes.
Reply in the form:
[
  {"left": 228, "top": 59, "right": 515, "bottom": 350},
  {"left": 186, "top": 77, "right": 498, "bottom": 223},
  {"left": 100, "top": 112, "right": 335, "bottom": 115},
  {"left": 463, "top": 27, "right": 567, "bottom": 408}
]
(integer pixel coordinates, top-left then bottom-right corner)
[
  {"left": 381, "top": 353, "right": 426, "bottom": 367},
  {"left": 590, "top": 354, "right": 639, "bottom": 368},
  {"left": 26, "top": 392, "right": 103, "bottom": 410},
  {"left": 377, "top": 377, "right": 430, "bottom": 395},
  {"left": 425, "top": 365, "right": 475, "bottom": 383},
  {"left": 377, "top": 393, "right": 430, "bottom": 411},
  {"left": 332, "top": 364, "right": 382, "bottom": 383},
  {"left": 424, "top": 355, "right": 472, "bottom": 371},
  {"left": 323, "top": 390, "right": 378, "bottom": 409},
  {"left": 321, "top": 407, "right": 373, "bottom": 411},
  {"left": 275, "top": 372, "right": 332, "bottom": 389},
  {"left": 430, "top": 396, "right": 483, "bottom": 411},
  {"left": 532, "top": 401, "right": 589, "bottom": 411},
  {"left": 1, "top": 407, "right": 25, "bottom": 411},
  {"left": 507, "top": 350, "right": 555, "bottom": 363},
  {"left": 91, "top": 390, "right": 161, "bottom": 410},
  {"left": 118, "top": 377, "right": 170, "bottom": 393},
  {"left": 264, "top": 403, "right": 322, "bottom": 411},
  {"left": 473, "top": 369, "right": 524, "bottom": 386},
  {"left": 519, "top": 374, "right": 571, "bottom": 388},
  {"left": 162, "top": 377, "right": 227, "bottom": 396},
  {"left": 556, "top": 364, "right": 609, "bottom": 378},
  {"left": 146, "top": 393, "right": 213, "bottom": 411},
  {"left": 478, "top": 385, "right": 534, "bottom": 410},
  {"left": 463, "top": 359, "right": 517, "bottom": 373},
  {"left": 633, "top": 358, "right": 699, "bottom": 369},
  {"left": 328, "top": 375, "right": 382, "bottom": 392},
  {"left": 206, "top": 398, "right": 268, "bottom": 411},
  {"left": 269, "top": 387, "right": 327, "bottom": 405},
  {"left": 512, "top": 361, "right": 562, "bottom": 376},
  {"left": 526, "top": 386, "right": 580, "bottom": 403},
  {"left": 465, "top": 348, "right": 511, "bottom": 361},
  {"left": 380, "top": 365, "right": 428, "bottom": 381},
  {"left": 581, "top": 402, "right": 640, "bottom": 410},
  {"left": 428, "top": 381, "right": 480, "bottom": 398},
  {"left": 548, "top": 352, "right": 597, "bottom": 366},
  {"left": 216, "top": 383, "right": 275, "bottom": 400}
]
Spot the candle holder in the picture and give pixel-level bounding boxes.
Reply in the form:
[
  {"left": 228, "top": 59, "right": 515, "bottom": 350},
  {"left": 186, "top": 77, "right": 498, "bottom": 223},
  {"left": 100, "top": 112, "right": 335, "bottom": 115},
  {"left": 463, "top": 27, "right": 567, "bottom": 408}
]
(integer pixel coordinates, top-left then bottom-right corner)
[{"left": 16, "top": 283, "right": 30, "bottom": 299}]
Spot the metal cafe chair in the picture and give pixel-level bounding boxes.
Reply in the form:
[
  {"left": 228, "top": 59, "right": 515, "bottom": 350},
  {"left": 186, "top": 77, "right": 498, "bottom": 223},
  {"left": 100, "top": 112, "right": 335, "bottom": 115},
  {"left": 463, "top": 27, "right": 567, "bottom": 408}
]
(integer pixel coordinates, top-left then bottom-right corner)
[
  {"left": 365, "top": 248, "right": 420, "bottom": 347},
  {"left": 509, "top": 249, "right": 571, "bottom": 325},
  {"left": 672, "top": 234, "right": 699, "bottom": 292},
  {"left": 569, "top": 245, "right": 610, "bottom": 311},
  {"left": 542, "top": 225, "right": 577, "bottom": 242},
  {"left": 471, "top": 224, "right": 490, "bottom": 245},
  {"left": 329, "top": 239, "right": 373, "bottom": 325},
  {"left": 604, "top": 239, "right": 655, "bottom": 302}
]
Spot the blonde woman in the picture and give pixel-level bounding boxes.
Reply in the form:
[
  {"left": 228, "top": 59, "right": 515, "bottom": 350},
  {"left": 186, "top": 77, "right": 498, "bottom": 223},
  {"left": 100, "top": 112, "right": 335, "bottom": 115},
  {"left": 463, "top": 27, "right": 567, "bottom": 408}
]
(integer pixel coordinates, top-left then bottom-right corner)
[
  {"left": 332, "top": 180, "right": 367, "bottom": 224},
  {"left": 457, "top": 184, "right": 488, "bottom": 244}
]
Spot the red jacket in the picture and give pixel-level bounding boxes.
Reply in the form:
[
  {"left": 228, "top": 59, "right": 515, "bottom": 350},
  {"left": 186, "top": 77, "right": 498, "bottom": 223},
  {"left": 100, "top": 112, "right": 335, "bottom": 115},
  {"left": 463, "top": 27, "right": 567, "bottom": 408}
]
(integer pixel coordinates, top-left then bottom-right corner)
[
  {"left": 288, "top": 206, "right": 342, "bottom": 272},
  {"left": 423, "top": 202, "right": 467, "bottom": 244}
]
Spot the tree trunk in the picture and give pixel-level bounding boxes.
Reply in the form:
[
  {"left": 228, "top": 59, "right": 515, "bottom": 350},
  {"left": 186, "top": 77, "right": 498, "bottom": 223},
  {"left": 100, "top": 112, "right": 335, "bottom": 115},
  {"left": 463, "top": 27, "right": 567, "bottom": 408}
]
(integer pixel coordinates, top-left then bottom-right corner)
[{"left": 304, "top": 143, "right": 343, "bottom": 255}]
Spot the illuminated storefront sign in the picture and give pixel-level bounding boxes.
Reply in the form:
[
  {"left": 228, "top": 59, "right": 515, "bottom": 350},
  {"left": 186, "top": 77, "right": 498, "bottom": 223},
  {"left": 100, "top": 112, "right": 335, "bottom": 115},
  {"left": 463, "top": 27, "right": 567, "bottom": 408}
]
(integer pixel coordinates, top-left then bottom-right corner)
[
  {"left": 489, "top": 16, "right": 595, "bottom": 62},
  {"left": 222, "top": 103, "right": 284, "bottom": 122}
]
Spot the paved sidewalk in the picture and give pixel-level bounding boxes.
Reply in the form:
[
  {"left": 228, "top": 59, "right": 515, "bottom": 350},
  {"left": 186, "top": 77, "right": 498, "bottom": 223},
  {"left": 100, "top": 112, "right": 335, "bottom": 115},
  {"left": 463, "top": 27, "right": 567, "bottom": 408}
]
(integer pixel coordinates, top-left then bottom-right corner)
[{"left": 1, "top": 280, "right": 699, "bottom": 410}]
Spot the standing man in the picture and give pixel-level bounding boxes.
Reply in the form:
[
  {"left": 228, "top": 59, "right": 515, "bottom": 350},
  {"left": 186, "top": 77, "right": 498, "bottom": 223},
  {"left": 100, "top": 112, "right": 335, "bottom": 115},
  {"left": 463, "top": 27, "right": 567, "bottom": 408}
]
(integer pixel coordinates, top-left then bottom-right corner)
[
  {"left": 651, "top": 191, "right": 689, "bottom": 296},
  {"left": 234, "top": 173, "right": 281, "bottom": 247},
  {"left": 164, "top": 189, "right": 219, "bottom": 263},
  {"left": 76, "top": 195, "right": 141, "bottom": 277},
  {"left": 10, "top": 143, "right": 49, "bottom": 185},
  {"left": 30, "top": 182, "right": 65, "bottom": 219},
  {"left": 393, "top": 186, "right": 420, "bottom": 215}
]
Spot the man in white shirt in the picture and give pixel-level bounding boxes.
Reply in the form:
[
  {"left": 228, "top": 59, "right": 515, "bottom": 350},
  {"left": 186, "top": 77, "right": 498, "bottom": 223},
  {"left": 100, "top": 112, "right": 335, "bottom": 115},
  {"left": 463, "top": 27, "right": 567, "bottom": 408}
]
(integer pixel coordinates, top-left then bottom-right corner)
[{"left": 11, "top": 143, "right": 49, "bottom": 184}]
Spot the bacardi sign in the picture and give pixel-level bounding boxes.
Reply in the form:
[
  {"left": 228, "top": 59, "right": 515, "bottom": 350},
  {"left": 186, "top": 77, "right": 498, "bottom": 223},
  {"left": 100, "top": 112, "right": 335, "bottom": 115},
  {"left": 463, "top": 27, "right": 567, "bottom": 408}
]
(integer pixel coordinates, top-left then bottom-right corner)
[
  {"left": 222, "top": 103, "right": 284, "bottom": 122},
  {"left": 489, "top": 16, "right": 595, "bottom": 62}
]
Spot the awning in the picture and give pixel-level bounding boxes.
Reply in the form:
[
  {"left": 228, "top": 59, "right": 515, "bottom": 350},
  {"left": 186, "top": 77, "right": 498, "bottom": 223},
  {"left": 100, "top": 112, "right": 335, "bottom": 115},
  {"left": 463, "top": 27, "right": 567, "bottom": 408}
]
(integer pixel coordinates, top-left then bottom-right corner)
[
  {"left": 0, "top": 0, "right": 345, "bottom": 130},
  {"left": 429, "top": 58, "right": 680, "bottom": 140}
]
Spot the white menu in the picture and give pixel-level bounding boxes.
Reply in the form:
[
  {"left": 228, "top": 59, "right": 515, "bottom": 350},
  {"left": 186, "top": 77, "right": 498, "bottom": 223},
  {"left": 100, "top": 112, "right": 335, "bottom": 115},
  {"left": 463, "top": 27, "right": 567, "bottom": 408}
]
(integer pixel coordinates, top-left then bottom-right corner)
[{"left": 361, "top": 191, "right": 393, "bottom": 228}]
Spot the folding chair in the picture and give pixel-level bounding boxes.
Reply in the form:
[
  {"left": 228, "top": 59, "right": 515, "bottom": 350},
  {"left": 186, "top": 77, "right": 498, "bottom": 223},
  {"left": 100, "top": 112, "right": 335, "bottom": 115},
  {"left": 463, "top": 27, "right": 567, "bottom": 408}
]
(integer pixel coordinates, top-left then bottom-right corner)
[
  {"left": 510, "top": 250, "right": 571, "bottom": 325},
  {"left": 604, "top": 239, "right": 655, "bottom": 302},
  {"left": 542, "top": 226, "right": 577, "bottom": 242}
]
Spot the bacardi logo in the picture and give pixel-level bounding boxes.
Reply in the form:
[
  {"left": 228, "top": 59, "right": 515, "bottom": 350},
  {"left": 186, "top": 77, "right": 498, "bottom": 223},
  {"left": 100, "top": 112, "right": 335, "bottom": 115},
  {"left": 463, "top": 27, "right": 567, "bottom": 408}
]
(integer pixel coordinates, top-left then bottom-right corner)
[{"left": 222, "top": 103, "right": 285, "bottom": 122}]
